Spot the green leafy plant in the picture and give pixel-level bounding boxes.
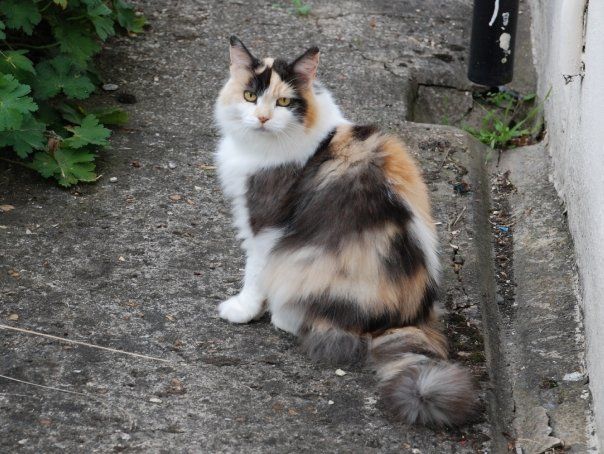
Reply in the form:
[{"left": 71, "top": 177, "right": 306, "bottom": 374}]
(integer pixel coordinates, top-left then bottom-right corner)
[
  {"left": 465, "top": 91, "right": 543, "bottom": 151},
  {"left": 0, "top": 0, "right": 145, "bottom": 187},
  {"left": 291, "top": 0, "right": 311, "bottom": 16}
]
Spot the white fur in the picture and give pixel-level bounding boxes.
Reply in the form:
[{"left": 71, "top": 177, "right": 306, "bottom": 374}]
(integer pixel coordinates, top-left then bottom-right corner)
[
  {"left": 218, "top": 229, "right": 281, "bottom": 323},
  {"left": 408, "top": 216, "right": 441, "bottom": 283},
  {"left": 215, "top": 81, "right": 347, "bottom": 326}
]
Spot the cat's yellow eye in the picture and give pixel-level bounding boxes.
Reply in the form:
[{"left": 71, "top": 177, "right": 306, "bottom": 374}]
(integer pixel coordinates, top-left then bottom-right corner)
[
  {"left": 276, "top": 97, "right": 291, "bottom": 107},
  {"left": 243, "top": 91, "right": 257, "bottom": 102}
]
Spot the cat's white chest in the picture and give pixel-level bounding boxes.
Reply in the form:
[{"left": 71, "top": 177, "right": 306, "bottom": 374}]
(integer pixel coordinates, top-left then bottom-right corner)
[{"left": 215, "top": 137, "right": 256, "bottom": 240}]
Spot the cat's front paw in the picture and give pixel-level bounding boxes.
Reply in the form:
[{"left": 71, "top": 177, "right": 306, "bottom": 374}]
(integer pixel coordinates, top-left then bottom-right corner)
[{"left": 218, "top": 294, "right": 262, "bottom": 324}]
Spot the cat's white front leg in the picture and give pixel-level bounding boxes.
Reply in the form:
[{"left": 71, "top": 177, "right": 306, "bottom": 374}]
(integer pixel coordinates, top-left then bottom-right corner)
[
  {"left": 218, "top": 230, "right": 280, "bottom": 324},
  {"left": 219, "top": 252, "right": 265, "bottom": 323},
  {"left": 218, "top": 291, "right": 264, "bottom": 324}
]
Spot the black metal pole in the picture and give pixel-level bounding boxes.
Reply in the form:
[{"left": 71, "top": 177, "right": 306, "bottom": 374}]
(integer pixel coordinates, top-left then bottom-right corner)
[{"left": 468, "top": 0, "right": 519, "bottom": 87}]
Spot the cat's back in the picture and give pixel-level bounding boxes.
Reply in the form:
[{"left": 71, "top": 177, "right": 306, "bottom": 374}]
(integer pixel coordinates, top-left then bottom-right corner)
[{"left": 299, "top": 123, "right": 432, "bottom": 223}]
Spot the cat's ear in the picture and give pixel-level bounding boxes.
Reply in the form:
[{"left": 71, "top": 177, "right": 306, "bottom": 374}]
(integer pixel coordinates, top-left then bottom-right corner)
[
  {"left": 229, "top": 36, "right": 256, "bottom": 71},
  {"left": 292, "top": 47, "right": 320, "bottom": 87}
]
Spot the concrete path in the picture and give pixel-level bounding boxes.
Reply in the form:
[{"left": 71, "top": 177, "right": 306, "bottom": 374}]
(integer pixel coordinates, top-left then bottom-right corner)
[{"left": 0, "top": 0, "right": 563, "bottom": 452}]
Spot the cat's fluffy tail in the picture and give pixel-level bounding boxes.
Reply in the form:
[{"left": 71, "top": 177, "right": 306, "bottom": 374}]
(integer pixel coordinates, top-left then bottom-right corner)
[{"left": 369, "top": 327, "right": 479, "bottom": 427}]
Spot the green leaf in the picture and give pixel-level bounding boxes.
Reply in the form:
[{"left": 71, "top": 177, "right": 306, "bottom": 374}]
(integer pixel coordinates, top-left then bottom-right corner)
[
  {"left": 84, "top": 0, "right": 115, "bottom": 40},
  {"left": 0, "top": 114, "right": 46, "bottom": 158},
  {"left": 53, "top": 0, "right": 68, "bottom": 8},
  {"left": 0, "top": 0, "right": 41, "bottom": 35},
  {"left": 113, "top": 0, "right": 146, "bottom": 33},
  {"left": 0, "top": 20, "right": 6, "bottom": 40},
  {"left": 59, "top": 103, "right": 128, "bottom": 126},
  {"left": 33, "top": 56, "right": 95, "bottom": 100},
  {"left": 90, "top": 107, "right": 128, "bottom": 125},
  {"left": 90, "top": 14, "right": 114, "bottom": 40},
  {"left": 58, "top": 102, "right": 85, "bottom": 124},
  {"left": 0, "top": 74, "right": 38, "bottom": 131},
  {"left": 31, "top": 151, "right": 60, "bottom": 178},
  {"left": 64, "top": 114, "right": 110, "bottom": 148},
  {"left": 0, "top": 50, "right": 36, "bottom": 76},
  {"left": 55, "top": 147, "right": 97, "bottom": 186},
  {"left": 31, "top": 147, "right": 98, "bottom": 186},
  {"left": 53, "top": 23, "right": 101, "bottom": 65}
]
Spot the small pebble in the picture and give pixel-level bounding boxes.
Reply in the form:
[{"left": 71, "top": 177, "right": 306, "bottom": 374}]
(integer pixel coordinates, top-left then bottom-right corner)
[
  {"left": 109, "top": 177, "right": 118, "bottom": 183},
  {"left": 149, "top": 397, "right": 162, "bottom": 403},
  {"left": 118, "top": 256, "right": 126, "bottom": 262},
  {"left": 194, "top": 186, "right": 202, "bottom": 191},
  {"left": 168, "top": 161, "right": 177, "bottom": 169},
  {"left": 17, "top": 439, "right": 28, "bottom": 445},
  {"left": 335, "top": 369, "right": 347, "bottom": 376},
  {"left": 25, "top": 228, "right": 32, "bottom": 235},
  {"left": 327, "top": 400, "right": 334, "bottom": 405},
  {"left": 102, "top": 83, "right": 119, "bottom": 91}
]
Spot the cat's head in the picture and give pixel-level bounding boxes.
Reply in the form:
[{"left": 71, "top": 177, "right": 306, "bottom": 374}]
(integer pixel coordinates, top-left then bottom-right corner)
[{"left": 216, "top": 36, "right": 320, "bottom": 137}]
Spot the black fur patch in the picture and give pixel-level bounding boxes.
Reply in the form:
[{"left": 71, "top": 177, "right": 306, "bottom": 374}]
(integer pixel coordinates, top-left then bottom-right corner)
[
  {"left": 277, "top": 158, "right": 413, "bottom": 251},
  {"left": 415, "top": 283, "right": 437, "bottom": 325},
  {"left": 247, "top": 66, "right": 272, "bottom": 95},
  {"left": 245, "top": 129, "right": 336, "bottom": 235},
  {"left": 351, "top": 125, "right": 378, "bottom": 141},
  {"left": 246, "top": 163, "right": 301, "bottom": 235},
  {"left": 383, "top": 232, "right": 426, "bottom": 279},
  {"left": 300, "top": 326, "right": 369, "bottom": 365},
  {"left": 304, "top": 294, "right": 407, "bottom": 333},
  {"left": 272, "top": 58, "right": 308, "bottom": 119}
]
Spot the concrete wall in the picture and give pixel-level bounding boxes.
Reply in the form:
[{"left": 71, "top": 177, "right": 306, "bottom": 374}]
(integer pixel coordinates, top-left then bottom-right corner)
[{"left": 529, "top": 0, "right": 604, "bottom": 447}]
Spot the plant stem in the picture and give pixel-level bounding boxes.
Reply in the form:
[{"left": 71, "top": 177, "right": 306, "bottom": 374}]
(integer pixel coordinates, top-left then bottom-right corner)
[{"left": 3, "top": 42, "right": 60, "bottom": 50}]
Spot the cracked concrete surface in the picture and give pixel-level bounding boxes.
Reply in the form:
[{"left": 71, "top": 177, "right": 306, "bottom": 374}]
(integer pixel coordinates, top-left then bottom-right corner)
[
  {"left": 0, "top": 1, "right": 497, "bottom": 452},
  {"left": 0, "top": 0, "right": 593, "bottom": 452}
]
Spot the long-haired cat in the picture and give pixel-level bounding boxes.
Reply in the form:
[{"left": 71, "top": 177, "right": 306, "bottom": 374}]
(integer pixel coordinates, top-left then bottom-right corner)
[{"left": 214, "top": 36, "right": 478, "bottom": 426}]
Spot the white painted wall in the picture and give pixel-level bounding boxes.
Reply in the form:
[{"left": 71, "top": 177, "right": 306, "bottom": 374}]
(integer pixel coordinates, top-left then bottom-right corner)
[{"left": 529, "top": 0, "right": 604, "bottom": 447}]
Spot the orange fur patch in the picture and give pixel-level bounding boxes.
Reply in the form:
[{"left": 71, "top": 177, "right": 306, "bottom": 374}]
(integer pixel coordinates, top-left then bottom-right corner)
[
  {"left": 378, "top": 265, "right": 431, "bottom": 323},
  {"left": 302, "top": 89, "right": 318, "bottom": 130},
  {"left": 381, "top": 136, "right": 433, "bottom": 225}
]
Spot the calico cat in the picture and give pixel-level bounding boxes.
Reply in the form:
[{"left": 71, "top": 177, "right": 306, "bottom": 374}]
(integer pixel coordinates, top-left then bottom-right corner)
[{"left": 214, "top": 36, "right": 478, "bottom": 427}]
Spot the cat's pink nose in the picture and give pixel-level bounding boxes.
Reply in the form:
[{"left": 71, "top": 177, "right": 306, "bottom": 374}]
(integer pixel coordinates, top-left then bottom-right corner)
[{"left": 258, "top": 115, "right": 270, "bottom": 124}]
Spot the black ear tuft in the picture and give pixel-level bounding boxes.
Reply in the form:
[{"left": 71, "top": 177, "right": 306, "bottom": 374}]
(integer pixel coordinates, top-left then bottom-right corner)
[
  {"left": 292, "top": 46, "right": 321, "bottom": 86},
  {"left": 229, "top": 36, "right": 256, "bottom": 69}
]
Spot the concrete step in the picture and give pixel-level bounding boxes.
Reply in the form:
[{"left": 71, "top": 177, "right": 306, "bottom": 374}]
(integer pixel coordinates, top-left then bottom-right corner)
[{"left": 497, "top": 145, "right": 597, "bottom": 453}]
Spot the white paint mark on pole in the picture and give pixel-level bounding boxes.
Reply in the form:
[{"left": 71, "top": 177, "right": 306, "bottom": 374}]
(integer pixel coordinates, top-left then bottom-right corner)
[{"left": 489, "top": 0, "right": 500, "bottom": 27}]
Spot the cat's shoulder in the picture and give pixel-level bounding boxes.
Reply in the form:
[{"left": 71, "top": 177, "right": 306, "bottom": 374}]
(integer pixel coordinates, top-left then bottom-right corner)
[
  {"left": 316, "top": 123, "right": 419, "bottom": 173},
  {"left": 312, "top": 123, "right": 429, "bottom": 213}
]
